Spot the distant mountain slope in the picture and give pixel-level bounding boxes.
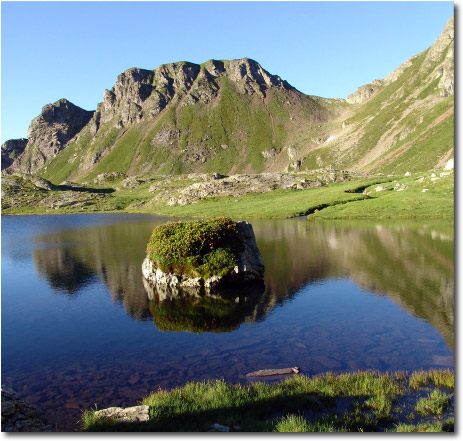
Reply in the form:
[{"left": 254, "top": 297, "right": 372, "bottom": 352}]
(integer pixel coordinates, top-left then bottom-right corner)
[
  {"left": 1, "top": 18, "right": 453, "bottom": 182},
  {"left": 298, "top": 17, "right": 454, "bottom": 174}
]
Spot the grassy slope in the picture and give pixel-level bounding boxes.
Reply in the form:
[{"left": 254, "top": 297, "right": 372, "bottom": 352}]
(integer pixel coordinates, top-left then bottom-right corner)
[
  {"left": 145, "top": 179, "right": 377, "bottom": 219},
  {"left": 82, "top": 369, "right": 454, "bottom": 432},
  {"left": 300, "top": 46, "right": 454, "bottom": 174},
  {"left": 308, "top": 172, "right": 454, "bottom": 219}
]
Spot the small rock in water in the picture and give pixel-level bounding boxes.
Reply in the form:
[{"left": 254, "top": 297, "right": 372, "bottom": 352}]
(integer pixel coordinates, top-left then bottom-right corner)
[
  {"left": 211, "top": 423, "right": 230, "bottom": 432},
  {"left": 246, "top": 367, "right": 300, "bottom": 377}
]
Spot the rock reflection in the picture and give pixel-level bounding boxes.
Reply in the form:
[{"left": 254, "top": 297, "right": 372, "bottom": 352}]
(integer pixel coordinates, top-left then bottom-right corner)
[
  {"left": 31, "top": 217, "right": 453, "bottom": 348},
  {"left": 143, "top": 278, "right": 266, "bottom": 333}
]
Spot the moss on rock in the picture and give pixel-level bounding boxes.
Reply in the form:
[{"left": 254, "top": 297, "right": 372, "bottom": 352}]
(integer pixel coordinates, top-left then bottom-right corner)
[{"left": 145, "top": 217, "right": 244, "bottom": 279}]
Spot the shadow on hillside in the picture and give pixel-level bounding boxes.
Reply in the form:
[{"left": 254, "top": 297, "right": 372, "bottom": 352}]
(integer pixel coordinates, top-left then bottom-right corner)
[{"left": 55, "top": 184, "right": 115, "bottom": 194}]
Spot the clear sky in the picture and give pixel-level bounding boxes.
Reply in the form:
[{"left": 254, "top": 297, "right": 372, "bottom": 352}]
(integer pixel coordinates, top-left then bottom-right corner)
[{"left": 1, "top": 1, "right": 454, "bottom": 143}]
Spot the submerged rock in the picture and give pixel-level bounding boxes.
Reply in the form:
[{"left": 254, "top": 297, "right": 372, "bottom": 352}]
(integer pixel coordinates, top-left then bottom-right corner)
[{"left": 1, "top": 386, "right": 53, "bottom": 432}]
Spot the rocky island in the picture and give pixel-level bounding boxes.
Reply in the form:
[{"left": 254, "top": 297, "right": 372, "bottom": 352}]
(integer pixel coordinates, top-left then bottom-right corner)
[{"left": 142, "top": 217, "right": 265, "bottom": 299}]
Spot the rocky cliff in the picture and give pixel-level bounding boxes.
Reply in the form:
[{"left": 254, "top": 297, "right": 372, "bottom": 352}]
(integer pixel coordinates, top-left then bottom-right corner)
[{"left": 4, "top": 99, "right": 93, "bottom": 174}]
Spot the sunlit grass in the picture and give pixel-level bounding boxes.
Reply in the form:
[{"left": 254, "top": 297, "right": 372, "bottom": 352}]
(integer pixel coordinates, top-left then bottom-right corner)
[
  {"left": 415, "top": 389, "right": 453, "bottom": 416},
  {"left": 409, "top": 369, "right": 454, "bottom": 390},
  {"left": 391, "top": 417, "right": 454, "bottom": 432},
  {"left": 82, "top": 369, "right": 453, "bottom": 432}
]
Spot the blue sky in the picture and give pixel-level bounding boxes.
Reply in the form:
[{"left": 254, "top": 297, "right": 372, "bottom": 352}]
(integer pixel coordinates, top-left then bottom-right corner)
[{"left": 1, "top": 1, "right": 454, "bottom": 143}]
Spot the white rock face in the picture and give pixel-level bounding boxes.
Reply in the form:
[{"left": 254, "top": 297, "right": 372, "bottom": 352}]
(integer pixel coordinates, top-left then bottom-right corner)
[
  {"left": 142, "top": 221, "right": 265, "bottom": 299},
  {"left": 444, "top": 158, "right": 454, "bottom": 170}
]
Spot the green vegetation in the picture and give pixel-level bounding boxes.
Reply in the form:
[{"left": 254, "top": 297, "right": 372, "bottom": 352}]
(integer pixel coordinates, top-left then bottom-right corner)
[
  {"left": 146, "top": 217, "right": 243, "bottom": 279},
  {"left": 391, "top": 418, "right": 454, "bottom": 432},
  {"left": 409, "top": 369, "right": 454, "bottom": 390},
  {"left": 82, "top": 369, "right": 454, "bottom": 432},
  {"left": 415, "top": 390, "right": 453, "bottom": 416},
  {"left": 82, "top": 126, "right": 145, "bottom": 181},
  {"left": 2, "top": 171, "right": 453, "bottom": 220},
  {"left": 147, "top": 179, "right": 379, "bottom": 219},
  {"left": 308, "top": 172, "right": 454, "bottom": 220},
  {"left": 150, "top": 295, "right": 244, "bottom": 333}
]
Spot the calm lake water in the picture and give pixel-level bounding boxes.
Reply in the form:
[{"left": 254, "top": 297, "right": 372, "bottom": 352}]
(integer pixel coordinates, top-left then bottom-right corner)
[{"left": 1, "top": 214, "right": 454, "bottom": 431}]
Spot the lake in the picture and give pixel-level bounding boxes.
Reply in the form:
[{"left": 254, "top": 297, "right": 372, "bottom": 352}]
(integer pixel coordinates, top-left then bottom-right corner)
[{"left": 1, "top": 214, "right": 454, "bottom": 431}]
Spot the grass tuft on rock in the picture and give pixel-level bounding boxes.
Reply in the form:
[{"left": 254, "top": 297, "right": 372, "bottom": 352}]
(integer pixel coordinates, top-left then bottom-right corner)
[{"left": 146, "top": 217, "right": 244, "bottom": 279}]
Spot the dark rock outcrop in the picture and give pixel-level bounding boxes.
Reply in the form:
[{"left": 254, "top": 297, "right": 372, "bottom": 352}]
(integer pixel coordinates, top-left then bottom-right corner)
[
  {"left": 1, "top": 386, "right": 53, "bottom": 432},
  {"left": 1, "top": 138, "right": 28, "bottom": 170}
]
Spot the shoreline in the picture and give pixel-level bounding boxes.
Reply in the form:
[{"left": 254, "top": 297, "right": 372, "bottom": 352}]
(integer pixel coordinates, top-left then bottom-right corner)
[{"left": 82, "top": 368, "right": 454, "bottom": 432}]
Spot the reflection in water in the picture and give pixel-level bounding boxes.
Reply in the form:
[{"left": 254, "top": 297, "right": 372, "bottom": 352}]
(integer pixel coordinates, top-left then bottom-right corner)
[
  {"left": 253, "top": 220, "right": 454, "bottom": 350},
  {"left": 3, "top": 215, "right": 454, "bottom": 431},
  {"left": 31, "top": 218, "right": 454, "bottom": 347},
  {"left": 34, "top": 246, "right": 97, "bottom": 296},
  {"left": 144, "top": 278, "right": 266, "bottom": 333}
]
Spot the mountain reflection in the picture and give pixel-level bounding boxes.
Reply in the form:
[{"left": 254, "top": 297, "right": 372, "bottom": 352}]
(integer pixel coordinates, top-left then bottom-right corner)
[
  {"left": 33, "top": 246, "right": 96, "bottom": 296},
  {"left": 32, "top": 218, "right": 453, "bottom": 347}
]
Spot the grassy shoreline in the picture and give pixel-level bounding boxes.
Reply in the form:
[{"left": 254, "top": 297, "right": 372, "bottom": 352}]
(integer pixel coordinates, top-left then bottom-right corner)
[
  {"left": 82, "top": 369, "right": 454, "bottom": 432},
  {"left": 1, "top": 171, "right": 454, "bottom": 220}
]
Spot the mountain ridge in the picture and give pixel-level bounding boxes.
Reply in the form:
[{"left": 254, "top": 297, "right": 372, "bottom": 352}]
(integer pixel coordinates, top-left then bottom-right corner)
[{"left": 2, "top": 17, "right": 454, "bottom": 181}]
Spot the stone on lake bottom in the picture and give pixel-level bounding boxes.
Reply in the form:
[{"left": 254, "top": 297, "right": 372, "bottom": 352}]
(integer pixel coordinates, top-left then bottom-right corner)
[
  {"left": 211, "top": 423, "right": 230, "bottom": 432},
  {"left": 94, "top": 405, "right": 150, "bottom": 423},
  {"left": 246, "top": 367, "right": 300, "bottom": 377}
]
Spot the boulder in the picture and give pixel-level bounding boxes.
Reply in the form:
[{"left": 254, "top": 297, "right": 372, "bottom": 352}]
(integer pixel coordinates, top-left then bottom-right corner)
[
  {"left": 142, "top": 221, "right": 265, "bottom": 298},
  {"left": 94, "top": 405, "right": 149, "bottom": 424}
]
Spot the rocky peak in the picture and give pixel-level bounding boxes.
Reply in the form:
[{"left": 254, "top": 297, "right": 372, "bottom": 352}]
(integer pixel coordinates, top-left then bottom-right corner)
[
  {"left": 347, "top": 16, "right": 454, "bottom": 105},
  {"left": 427, "top": 17, "right": 454, "bottom": 97},
  {"left": 422, "top": 16, "right": 454, "bottom": 70},
  {"left": 1, "top": 138, "right": 28, "bottom": 170},
  {"left": 98, "top": 62, "right": 202, "bottom": 127},
  {"left": 203, "top": 59, "right": 226, "bottom": 77},
  {"left": 346, "top": 80, "right": 382, "bottom": 104},
  {"left": 27, "top": 99, "right": 93, "bottom": 144},
  {"left": 96, "top": 58, "right": 293, "bottom": 129},
  {"left": 225, "top": 58, "right": 290, "bottom": 96},
  {"left": 7, "top": 99, "right": 93, "bottom": 174}
]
